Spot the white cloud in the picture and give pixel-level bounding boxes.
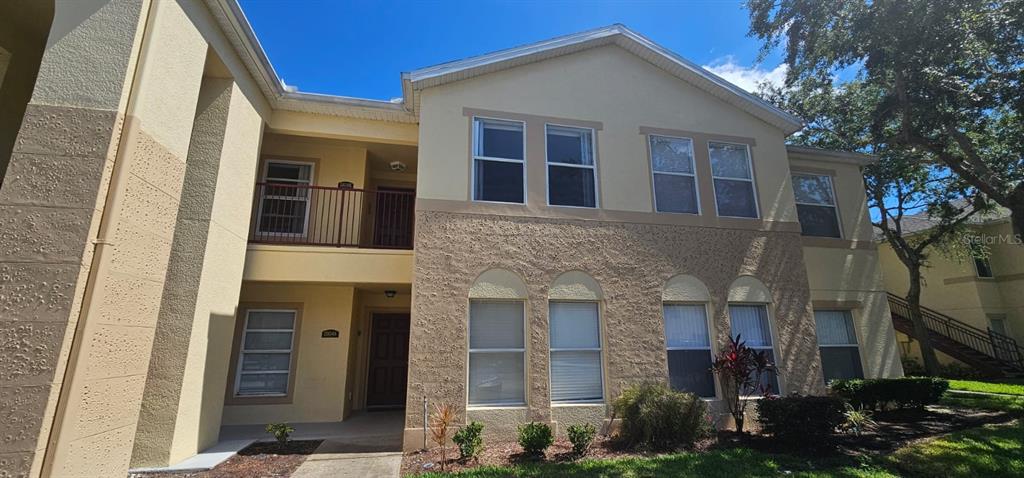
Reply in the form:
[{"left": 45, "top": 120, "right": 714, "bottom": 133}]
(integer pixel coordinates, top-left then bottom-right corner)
[{"left": 702, "top": 56, "right": 788, "bottom": 93}]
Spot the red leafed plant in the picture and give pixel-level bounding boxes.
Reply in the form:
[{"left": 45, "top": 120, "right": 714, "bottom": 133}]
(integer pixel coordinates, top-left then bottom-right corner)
[{"left": 711, "top": 335, "right": 776, "bottom": 433}]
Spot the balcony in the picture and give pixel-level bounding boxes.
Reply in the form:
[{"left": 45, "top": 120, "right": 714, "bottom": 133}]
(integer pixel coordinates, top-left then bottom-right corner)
[{"left": 248, "top": 183, "right": 415, "bottom": 249}]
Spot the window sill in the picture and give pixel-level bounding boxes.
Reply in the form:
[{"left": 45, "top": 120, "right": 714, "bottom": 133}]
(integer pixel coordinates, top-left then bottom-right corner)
[
  {"left": 552, "top": 401, "right": 604, "bottom": 407},
  {"left": 467, "top": 404, "right": 528, "bottom": 411}
]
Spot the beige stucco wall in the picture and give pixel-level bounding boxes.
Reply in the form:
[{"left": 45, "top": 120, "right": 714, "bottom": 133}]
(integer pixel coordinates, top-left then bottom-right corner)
[
  {"left": 269, "top": 110, "right": 417, "bottom": 145},
  {"left": 416, "top": 44, "right": 798, "bottom": 224},
  {"left": 0, "top": 0, "right": 52, "bottom": 179},
  {"left": 221, "top": 283, "right": 357, "bottom": 425}
]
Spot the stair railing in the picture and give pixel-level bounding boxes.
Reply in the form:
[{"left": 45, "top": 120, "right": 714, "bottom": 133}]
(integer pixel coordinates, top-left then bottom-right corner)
[{"left": 887, "top": 293, "right": 1024, "bottom": 370}]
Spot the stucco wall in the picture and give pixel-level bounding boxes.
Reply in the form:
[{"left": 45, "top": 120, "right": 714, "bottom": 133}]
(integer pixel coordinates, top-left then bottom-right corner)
[
  {"left": 404, "top": 210, "right": 823, "bottom": 448},
  {"left": 222, "top": 283, "right": 357, "bottom": 425}
]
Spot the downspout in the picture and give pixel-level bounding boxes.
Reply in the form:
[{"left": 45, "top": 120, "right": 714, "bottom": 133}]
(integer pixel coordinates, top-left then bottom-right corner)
[{"left": 39, "top": 1, "right": 155, "bottom": 475}]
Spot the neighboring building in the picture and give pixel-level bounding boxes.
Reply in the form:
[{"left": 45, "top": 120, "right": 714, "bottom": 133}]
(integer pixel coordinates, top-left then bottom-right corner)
[
  {"left": 878, "top": 206, "right": 1024, "bottom": 373},
  {"left": 0, "top": 1, "right": 901, "bottom": 477}
]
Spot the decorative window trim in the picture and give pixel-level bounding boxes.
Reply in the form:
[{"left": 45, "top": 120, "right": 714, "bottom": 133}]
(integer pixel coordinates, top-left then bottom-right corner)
[
  {"left": 225, "top": 303, "right": 303, "bottom": 405},
  {"left": 792, "top": 172, "right": 843, "bottom": 238},
  {"left": 545, "top": 123, "right": 599, "bottom": 208},
  {"left": 648, "top": 134, "right": 701, "bottom": 215},
  {"left": 709, "top": 141, "right": 760, "bottom": 219},
  {"left": 471, "top": 116, "right": 527, "bottom": 205}
]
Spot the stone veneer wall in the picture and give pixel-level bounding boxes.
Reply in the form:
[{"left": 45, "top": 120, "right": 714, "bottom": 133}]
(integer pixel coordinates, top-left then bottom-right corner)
[{"left": 404, "top": 210, "right": 825, "bottom": 442}]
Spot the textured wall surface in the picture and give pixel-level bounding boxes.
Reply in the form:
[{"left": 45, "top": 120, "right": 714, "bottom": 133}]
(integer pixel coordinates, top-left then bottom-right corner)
[{"left": 404, "top": 210, "right": 824, "bottom": 443}]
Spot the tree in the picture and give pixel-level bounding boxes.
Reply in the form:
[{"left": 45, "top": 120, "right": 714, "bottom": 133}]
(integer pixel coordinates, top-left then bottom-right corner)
[
  {"left": 747, "top": 0, "right": 1024, "bottom": 236},
  {"left": 760, "top": 79, "right": 991, "bottom": 375}
]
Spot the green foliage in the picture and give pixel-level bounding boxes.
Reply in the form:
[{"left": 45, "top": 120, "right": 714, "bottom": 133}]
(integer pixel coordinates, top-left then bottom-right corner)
[
  {"left": 901, "top": 357, "right": 986, "bottom": 380},
  {"left": 566, "top": 423, "right": 596, "bottom": 457},
  {"left": 940, "top": 394, "right": 1024, "bottom": 415},
  {"left": 889, "top": 422, "right": 1024, "bottom": 478},
  {"left": 612, "top": 382, "right": 711, "bottom": 450},
  {"left": 517, "top": 422, "right": 554, "bottom": 456},
  {"left": 949, "top": 379, "right": 1024, "bottom": 397},
  {"left": 829, "top": 377, "right": 949, "bottom": 410},
  {"left": 756, "top": 395, "right": 845, "bottom": 446},
  {"left": 264, "top": 422, "right": 294, "bottom": 444},
  {"left": 841, "top": 403, "right": 878, "bottom": 438},
  {"left": 452, "top": 421, "right": 484, "bottom": 461}
]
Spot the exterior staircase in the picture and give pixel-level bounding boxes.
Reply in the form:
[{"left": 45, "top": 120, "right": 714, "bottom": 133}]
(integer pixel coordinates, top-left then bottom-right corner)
[{"left": 888, "top": 293, "right": 1024, "bottom": 377}]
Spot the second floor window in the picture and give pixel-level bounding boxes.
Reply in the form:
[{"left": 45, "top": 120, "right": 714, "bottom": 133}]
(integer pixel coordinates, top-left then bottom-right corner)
[
  {"left": 649, "top": 135, "right": 699, "bottom": 214},
  {"left": 258, "top": 160, "right": 314, "bottom": 235},
  {"left": 473, "top": 118, "right": 525, "bottom": 204},
  {"left": 974, "top": 255, "right": 994, "bottom": 278},
  {"left": 792, "top": 173, "right": 841, "bottom": 238},
  {"left": 710, "top": 142, "right": 758, "bottom": 218},
  {"left": 547, "top": 125, "right": 597, "bottom": 207}
]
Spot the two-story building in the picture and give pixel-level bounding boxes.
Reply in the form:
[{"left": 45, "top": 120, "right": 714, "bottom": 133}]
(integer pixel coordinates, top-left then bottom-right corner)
[{"left": 0, "top": 1, "right": 902, "bottom": 476}]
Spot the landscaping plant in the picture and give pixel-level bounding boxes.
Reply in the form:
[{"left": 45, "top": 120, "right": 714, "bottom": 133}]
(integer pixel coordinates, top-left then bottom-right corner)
[
  {"left": 452, "top": 421, "right": 484, "bottom": 462},
  {"left": 841, "top": 402, "right": 878, "bottom": 437},
  {"left": 830, "top": 377, "right": 949, "bottom": 411},
  {"left": 755, "top": 394, "right": 845, "bottom": 447},
  {"left": 566, "top": 423, "right": 596, "bottom": 457},
  {"left": 265, "top": 423, "right": 294, "bottom": 444},
  {"left": 612, "top": 382, "right": 710, "bottom": 450},
  {"left": 517, "top": 422, "right": 554, "bottom": 456},
  {"left": 429, "top": 403, "right": 459, "bottom": 471},
  {"left": 711, "top": 335, "right": 776, "bottom": 432}
]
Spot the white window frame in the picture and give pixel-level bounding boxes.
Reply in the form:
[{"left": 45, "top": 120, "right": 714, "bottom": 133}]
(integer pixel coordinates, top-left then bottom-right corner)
[
  {"left": 471, "top": 116, "right": 527, "bottom": 205},
  {"left": 257, "top": 159, "right": 315, "bottom": 237},
  {"left": 709, "top": 141, "right": 760, "bottom": 219},
  {"left": 813, "top": 309, "right": 864, "bottom": 384},
  {"left": 649, "top": 134, "right": 701, "bottom": 215},
  {"left": 792, "top": 173, "right": 843, "bottom": 238},
  {"left": 467, "top": 299, "right": 527, "bottom": 408},
  {"left": 974, "top": 255, "right": 994, "bottom": 278},
  {"left": 663, "top": 302, "right": 717, "bottom": 399},
  {"left": 548, "top": 300, "right": 605, "bottom": 405},
  {"left": 234, "top": 309, "right": 297, "bottom": 398},
  {"left": 545, "top": 123, "right": 599, "bottom": 208},
  {"left": 727, "top": 303, "right": 782, "bottom": 396}
]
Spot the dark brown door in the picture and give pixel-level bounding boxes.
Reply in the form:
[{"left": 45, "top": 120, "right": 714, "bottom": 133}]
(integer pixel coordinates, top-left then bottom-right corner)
[
  {"left": 372, "top": 187, "right": 415, "bottom": 248},
  {"left": 366, "top": 313, "right": 410, "bottom": 409}
]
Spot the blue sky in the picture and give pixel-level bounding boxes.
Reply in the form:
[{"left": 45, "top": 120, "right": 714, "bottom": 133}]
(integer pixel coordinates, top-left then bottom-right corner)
[{"left": 238, "top": 0, "right": 787, "bottom": 101}]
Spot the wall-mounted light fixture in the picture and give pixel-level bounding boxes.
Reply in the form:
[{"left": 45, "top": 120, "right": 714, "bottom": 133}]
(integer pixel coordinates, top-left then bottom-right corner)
[{"left": 384, "top": 290, "right": 397, "bottom": 298}]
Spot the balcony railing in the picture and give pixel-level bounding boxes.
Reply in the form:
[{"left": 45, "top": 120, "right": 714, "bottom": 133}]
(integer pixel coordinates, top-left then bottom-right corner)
[{"left": 248, "top": 182, "right": 415, "bottom": 249}]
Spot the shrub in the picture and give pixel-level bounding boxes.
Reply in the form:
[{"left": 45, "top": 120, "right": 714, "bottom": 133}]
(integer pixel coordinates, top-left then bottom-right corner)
[
  {"left": 566, "top": 423, "right": 596, "bottom": 457},
  {"left": 711, "top": 335, "right": 776, "bottom": 432},
  {"left": 756, "top": 394, "right": 844, "bottom": 446},
  {"left": 429, "top": 403, "right": 459, "bottom": 471},
  {"left": 829, "top": 377, "right": 949, "bottom": 411},
  {"left": 452, "top": 421, "right": 484, "bottom": 461},
  {"left": 841, "top": 403, "right": 878, "bottom": 437},
  {"left": 612, "top": 382, "right": 710, "bottom": 450},
  {"left": 902, "top": 357, "right": 984, "bottom": 379},
  {"left": 265, "top": 423, "right": 294, "bottom": 444},
  {"left": 517, "top": 422, "right": 554, "bottom": 456}
]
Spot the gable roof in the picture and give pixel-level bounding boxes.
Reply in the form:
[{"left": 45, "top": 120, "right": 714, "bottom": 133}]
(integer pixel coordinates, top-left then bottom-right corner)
[
  {"left": 402, "top": 24, "right": 803, "bottom": 134},
  {"left": 874, "top": 199, "right": 1012, "bottom": 240},
  {"left": 207, "top": 1, "right": 802, "bottom": 132}
]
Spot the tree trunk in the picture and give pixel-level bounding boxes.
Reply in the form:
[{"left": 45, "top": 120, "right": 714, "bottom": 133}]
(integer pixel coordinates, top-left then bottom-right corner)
[
  {"left": 1008, "top": 184, "right": 1024, "bottom": 242},
  {"left": 735, "top": 415, "right": 745, "bottom": 434},
  {"left": 907, "top": 264, "right": 941, "bottom": 376}
]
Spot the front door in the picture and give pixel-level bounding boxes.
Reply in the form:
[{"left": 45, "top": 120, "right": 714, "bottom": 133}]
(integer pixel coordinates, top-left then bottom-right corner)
[{"left": 366, "top": 313, "right": 410, "bottom": 409}]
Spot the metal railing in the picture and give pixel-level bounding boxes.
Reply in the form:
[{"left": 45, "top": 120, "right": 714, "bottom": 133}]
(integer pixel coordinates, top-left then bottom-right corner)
[
  {"left": 248, "top": 182, "right": 414, "bottom": 249},
  {"left": 888, "top": 293, "right": 1024, "bottom": 370}
]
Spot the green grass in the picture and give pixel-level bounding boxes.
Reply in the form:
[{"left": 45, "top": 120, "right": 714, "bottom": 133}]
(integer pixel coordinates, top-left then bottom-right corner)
[
  {"left": 948, "top": 379, "right": 1024, "bottom": 396},
  {"left": 940, "top": 393, "right": 1024, "bottom": 414},
  {"left": 888, "top": 421, "right": 1024, "bottom": 478},
  {"left": 416, "top": 448, "right": 896, "bottom": 477}
]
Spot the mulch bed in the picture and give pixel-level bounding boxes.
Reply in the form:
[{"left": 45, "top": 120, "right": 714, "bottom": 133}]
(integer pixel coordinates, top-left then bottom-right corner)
[
  {"left": 130, "top": 440, "right": 322, "bottom": 478},
  {"left": 401, "top": 404, "right": 1016, "bottom": 475}
]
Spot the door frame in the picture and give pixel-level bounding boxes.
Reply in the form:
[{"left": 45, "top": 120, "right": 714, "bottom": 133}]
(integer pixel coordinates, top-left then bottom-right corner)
[{"left": 356, "top": 307, "right": 411, "bottom": 411}]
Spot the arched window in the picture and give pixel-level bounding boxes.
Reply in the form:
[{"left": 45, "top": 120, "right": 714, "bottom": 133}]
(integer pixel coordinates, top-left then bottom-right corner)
[
  {"left": 549, "top": 272, "right": 604, "bottom": 403},
  {"left": 727, "top": 276, "right": 780, "bottom": 394},
  {"left": 662, "top": 275, "right": 715, "bottom": 398},
  {"left": 468, "top": 269, "right": 527, "bottom": 406}
]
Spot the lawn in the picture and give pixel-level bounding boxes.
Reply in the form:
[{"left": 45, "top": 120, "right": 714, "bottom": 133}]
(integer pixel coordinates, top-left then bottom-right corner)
[
  {"left": 889, "top": 421, "right": 1024, "bottom": 478},
  {"left": 948, "top": 379, "right": 1024, "bottom": 396},
  {"left": 940, "top": 392, "right": 1024, "bottom": 414}
]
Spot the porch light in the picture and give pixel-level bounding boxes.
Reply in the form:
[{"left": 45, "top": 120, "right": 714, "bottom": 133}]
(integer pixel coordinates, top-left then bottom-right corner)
[{"left": 385, "top": 290, "right": 397, "bottom": 298}]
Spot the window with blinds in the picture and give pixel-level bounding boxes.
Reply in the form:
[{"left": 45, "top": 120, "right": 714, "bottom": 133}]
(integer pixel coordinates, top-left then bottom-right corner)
[
  {"left": 728, "top": 304, "right": 779, "bottom": 394},
  {"left": 663, "top": 304, "right": 715, "bottom": 397},
  {"left": 549, "top": 301, "right": 603, "bottom": 403},
  {"left": 235, "top": 310, "right": 296, "bottom": 396},
  {"left": 468, "top": 300, "right": 526, "bottom": 406},
  {"left": 814, "top": 310, "right": 863, "bottom": 383}
]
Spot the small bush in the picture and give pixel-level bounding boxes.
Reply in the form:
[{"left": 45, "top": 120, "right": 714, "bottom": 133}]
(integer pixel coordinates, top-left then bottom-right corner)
[
  {"left": 517, "top": 422, "right": 554, "bottom": 456},
  {"left": 829, "top": 377, "right": 949, "bottom": 411},
  {"left": 452, "top": 421, "right": 484, "bottom": 461},
  {"left": 566, "top": 423, "right": 596, "bottom": 457},
  {"left": 756, "top": 394, "right": 844, "bottom": 446},
  {"left": 902, "top": 357, "right": 984, "bottom": 379},
  {"left": 265, "top": 423, "right": 294, "bottom": 444},
  {"left": 841, "top": 403, "right": 878, "bottom": 437},
  {"left": 612, "top": 382, "right": 710, "bottom": 450}
]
